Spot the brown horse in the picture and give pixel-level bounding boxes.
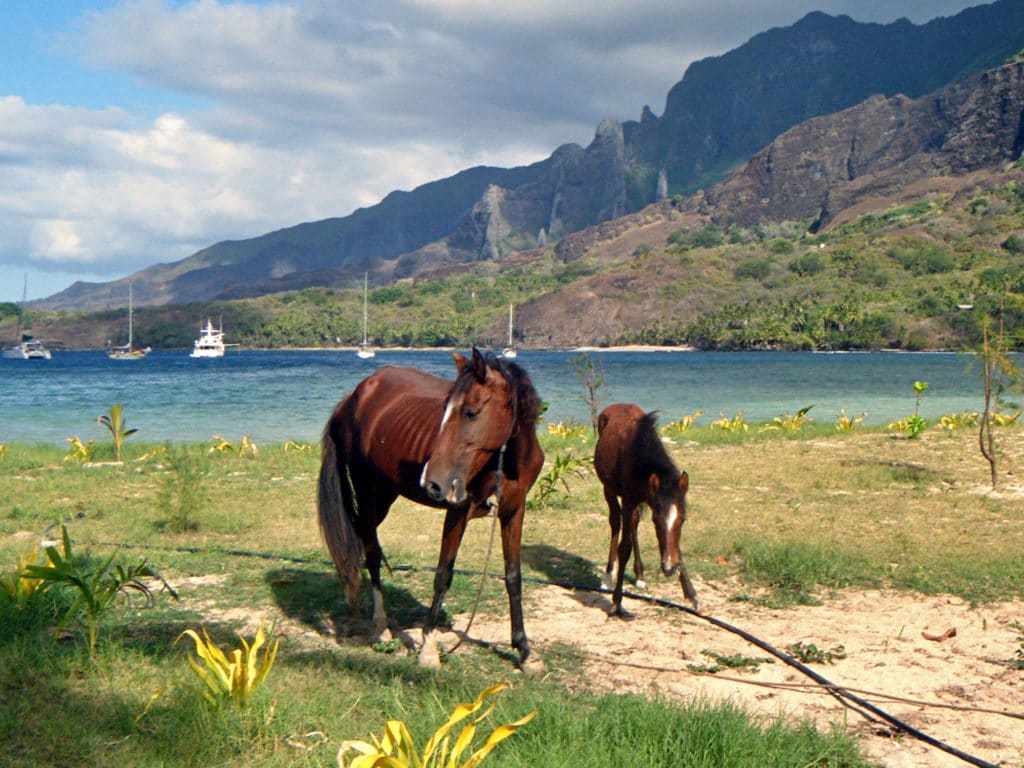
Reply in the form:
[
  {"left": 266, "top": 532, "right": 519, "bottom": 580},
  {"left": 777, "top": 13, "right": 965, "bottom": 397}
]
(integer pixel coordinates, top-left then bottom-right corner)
[
  {"left": 318, "top": 348, "right": 545, "bottom": 672},
  {"left": 594, "top": 403, "right": 700, "bottom": 616}
]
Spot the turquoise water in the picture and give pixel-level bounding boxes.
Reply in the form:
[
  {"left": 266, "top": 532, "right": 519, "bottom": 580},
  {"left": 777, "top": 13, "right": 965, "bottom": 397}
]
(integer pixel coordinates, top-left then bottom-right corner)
[{"left": 0, "top": 349, "right": 997, "bottom": 445}]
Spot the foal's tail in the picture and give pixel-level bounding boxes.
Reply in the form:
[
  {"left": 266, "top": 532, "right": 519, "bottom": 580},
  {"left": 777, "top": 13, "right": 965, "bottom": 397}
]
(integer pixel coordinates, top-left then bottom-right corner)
[{"left": 318, "top": 411, "right": 363, "bottom": 608}]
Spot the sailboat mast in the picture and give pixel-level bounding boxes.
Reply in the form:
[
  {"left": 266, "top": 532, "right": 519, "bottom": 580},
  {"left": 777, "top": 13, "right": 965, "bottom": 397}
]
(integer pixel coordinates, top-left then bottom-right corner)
[
  {"left": 127, "top": 283, "right": 134, "bottom": 346},
  {"left": 362, "top": 272, "right": 369, "bottom": 345}
]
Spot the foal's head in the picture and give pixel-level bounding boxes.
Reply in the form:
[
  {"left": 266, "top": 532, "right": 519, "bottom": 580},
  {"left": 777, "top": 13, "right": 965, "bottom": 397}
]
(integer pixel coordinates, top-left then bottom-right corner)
[
  {"left": 649, "top": 469, "right": 689, "bottom": 576},
  {"left": 421, "top": 348, "right": 515, "bottom": 505},
  {"left": 639, "top": 412, "right": 689, "bottom": 577}
]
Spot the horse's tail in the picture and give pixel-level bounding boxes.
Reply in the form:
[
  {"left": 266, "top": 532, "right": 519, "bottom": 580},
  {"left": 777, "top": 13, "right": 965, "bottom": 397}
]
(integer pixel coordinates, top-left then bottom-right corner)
[{"left": 318, "top": 408, "right": 363, "bottom": 608}]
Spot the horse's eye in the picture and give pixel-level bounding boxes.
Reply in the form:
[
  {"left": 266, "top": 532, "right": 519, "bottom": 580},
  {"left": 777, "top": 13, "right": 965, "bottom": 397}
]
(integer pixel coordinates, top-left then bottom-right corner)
[{"left": 463, "top": 407, "right": 478, "bottom": 420}]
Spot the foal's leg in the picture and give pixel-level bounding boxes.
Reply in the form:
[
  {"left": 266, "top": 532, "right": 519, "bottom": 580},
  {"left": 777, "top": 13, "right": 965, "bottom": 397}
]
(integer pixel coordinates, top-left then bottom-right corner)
[
  {"left": 418, "top": 506, "right": 469, "bottom": 669},
  {"left": 632, "top": 505, "right": 646, "bottom": 589},
  {"left": 603, "top": 488, "right": 622, "bottom": 588},
  {"left": 610, "top": 504, "right": 640, "bottom": 617}
]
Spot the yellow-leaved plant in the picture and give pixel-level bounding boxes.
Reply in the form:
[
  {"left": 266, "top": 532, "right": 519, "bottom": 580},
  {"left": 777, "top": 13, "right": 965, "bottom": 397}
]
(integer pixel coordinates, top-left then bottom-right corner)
[
  {"left": 177, "top": 619, "right": 279, "bottom": 708},
  {"left": 1, "top": 546, "right": 46, "bottom": 608},
  {"left": 338, "top": 683, "right": 535, "bottom": 768}
]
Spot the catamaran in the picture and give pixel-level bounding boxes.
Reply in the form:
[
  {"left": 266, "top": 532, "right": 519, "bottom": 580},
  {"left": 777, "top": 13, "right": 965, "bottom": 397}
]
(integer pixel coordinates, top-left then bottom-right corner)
[{"left": 3, "top": 276, "right": 51, "bottom": 360}]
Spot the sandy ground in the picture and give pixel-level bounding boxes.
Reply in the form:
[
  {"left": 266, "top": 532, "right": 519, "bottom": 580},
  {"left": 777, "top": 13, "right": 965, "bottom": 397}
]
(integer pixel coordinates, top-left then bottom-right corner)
[{"left": 429, "top": 575, "right": 1024, "bottom": 768}]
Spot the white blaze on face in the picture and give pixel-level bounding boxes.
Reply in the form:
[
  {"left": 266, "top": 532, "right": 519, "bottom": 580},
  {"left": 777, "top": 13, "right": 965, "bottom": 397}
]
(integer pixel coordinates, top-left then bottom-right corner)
[
  {"left": 664, "top": 503, "right": 680, "bottom": 533},
  {"left": 438, "top": 398, "right": 456, "bottom": 433}
]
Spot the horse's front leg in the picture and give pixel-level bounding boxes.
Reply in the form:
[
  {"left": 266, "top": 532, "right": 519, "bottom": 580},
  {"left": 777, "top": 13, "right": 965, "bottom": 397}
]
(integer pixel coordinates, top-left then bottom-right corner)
[
  {"left": 499, "top": 504, "right": 544, "bottom": 676},
  {"left": 610, "top": 504, "right": 640, "bottom": 617},
  {"left": 418, "top": 506, "right": 469, "bottom": 670},
  {"left": 603, "top": 488, "right": 622, "bottom": 588}
]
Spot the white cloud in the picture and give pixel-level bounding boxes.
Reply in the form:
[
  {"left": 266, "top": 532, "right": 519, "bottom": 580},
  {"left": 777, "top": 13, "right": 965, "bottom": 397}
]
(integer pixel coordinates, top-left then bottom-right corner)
[{"left": 0, "top": 0, "right": 983, "bottom": 301}]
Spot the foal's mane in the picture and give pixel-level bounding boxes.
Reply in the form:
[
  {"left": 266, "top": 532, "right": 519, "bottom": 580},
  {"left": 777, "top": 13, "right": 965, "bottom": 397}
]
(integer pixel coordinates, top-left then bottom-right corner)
[{"left": 635, "top": 411, "right": 677, "bottom": 478}]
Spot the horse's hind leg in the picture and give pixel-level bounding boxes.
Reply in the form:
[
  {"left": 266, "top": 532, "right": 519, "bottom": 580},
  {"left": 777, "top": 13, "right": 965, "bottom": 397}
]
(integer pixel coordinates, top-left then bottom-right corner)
[
  {"left": 418, "top": 507, "right": 470, "bottom": 670},
  {"left": 363, "top": 530, "right": 391, "bottom": 643}
]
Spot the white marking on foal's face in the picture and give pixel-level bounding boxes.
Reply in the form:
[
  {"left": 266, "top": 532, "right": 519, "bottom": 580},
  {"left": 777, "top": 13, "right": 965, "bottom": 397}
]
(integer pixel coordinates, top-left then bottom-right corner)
[{"left": 664, "top": 503, "right": 680, "bottom": 532}]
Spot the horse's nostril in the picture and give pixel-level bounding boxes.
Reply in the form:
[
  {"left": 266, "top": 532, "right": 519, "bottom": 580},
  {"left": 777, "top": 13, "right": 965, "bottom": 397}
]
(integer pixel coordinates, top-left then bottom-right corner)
[{"left": 424, "top": 480, "right": 444, "bottom": 501}]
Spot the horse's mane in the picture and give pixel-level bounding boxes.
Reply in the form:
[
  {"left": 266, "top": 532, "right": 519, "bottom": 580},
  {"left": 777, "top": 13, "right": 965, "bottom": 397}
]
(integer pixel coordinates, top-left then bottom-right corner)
[
  {"left": 451, "top": 350, "right": 543, "bottom": 431},
  {"left": 635, "top": 411, "right": 677, "bottom": 479}
]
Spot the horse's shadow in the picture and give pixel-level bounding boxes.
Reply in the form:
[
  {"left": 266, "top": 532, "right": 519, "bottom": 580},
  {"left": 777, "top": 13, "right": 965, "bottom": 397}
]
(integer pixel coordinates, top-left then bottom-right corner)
[
  {"left": 266, "top": 567, "right": 447, "bottom": 643},
  {"left": 521, "top": 543, "right": 614, "bottom": 612}
]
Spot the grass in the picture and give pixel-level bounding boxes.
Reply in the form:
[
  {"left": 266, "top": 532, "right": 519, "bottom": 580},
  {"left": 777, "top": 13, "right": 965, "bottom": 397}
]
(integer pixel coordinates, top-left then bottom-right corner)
[{"left": 2, "top": 422, "right": 1023, "bottom": 767}]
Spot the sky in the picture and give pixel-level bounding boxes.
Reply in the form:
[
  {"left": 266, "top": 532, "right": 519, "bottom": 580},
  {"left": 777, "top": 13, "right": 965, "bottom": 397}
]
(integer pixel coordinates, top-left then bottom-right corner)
[{"left": 0, "top": 0, "right": 988, "bottom": 303}]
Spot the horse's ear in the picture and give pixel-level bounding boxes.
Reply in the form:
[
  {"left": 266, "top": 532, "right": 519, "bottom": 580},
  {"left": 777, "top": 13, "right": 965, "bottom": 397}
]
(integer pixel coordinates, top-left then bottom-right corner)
[
  {"left": 648, "top": 472, "right": 660, "bottom": 497},
  {"left": 470, "top": 347, "right": 489, "bottom": 382},
  {"left": 678, "top": 471, "right": 689, "bottom": 495},
  {"left": 452, "top": 352, "right": 469, "bottom": 371}
]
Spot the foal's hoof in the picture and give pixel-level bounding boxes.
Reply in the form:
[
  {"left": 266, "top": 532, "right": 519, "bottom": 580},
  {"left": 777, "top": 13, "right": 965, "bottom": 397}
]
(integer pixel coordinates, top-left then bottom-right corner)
[
  {"left": 634, "top": 579, "right": 647, "bottom": 590},
  {"left": 608, "top": 604, "right": 630, "bottom": 620}
]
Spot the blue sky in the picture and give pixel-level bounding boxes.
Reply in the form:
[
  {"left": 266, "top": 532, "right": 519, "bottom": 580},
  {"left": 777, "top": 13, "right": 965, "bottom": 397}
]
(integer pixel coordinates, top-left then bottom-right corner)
[{"left": 0, "top": 0, "right": 985, "bottom": 303}]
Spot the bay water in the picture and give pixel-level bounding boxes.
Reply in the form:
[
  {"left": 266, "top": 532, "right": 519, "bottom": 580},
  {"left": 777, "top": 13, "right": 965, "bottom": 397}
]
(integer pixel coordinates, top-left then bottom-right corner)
[{"left": 0, "top": 349, "right": 999, "bottom": 446}]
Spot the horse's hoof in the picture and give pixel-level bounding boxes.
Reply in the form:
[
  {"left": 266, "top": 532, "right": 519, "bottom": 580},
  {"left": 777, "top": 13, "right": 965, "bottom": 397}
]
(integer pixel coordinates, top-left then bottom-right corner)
[
  {"left": 417, "top": 644, "right": 442, "bottom": 670},
  {"left": 519, "top": 654, "right": 546, "bottom": 677},
  {"left": 417, "top": 630, "right": 442, "bottom": 670},
  {"left": 371, "top": 626, "right": 393, "bottom": 644},
  {"left": 635, "top": 579, "right": 647, "bottom": 589}
]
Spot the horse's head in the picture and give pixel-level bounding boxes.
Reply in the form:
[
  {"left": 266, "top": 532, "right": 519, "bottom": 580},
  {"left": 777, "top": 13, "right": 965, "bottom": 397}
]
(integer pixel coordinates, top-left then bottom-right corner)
[
  {"left": 421, "top": 348, "right": 515, "bottom": 505},
  {"left": 649, "top": 469, "right": 689, "bottom": 577}
]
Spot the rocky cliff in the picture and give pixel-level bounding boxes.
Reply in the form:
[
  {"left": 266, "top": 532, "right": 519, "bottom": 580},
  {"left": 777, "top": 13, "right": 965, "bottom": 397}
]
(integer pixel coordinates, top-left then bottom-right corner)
[{"left": 705, "top": 59, "right": 1024, "bottom": 229}]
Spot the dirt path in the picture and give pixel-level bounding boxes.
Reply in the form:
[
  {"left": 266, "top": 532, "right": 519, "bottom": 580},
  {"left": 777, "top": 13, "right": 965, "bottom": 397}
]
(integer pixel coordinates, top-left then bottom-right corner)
[{"left": 437, "top": 576, "right": 1024, "bottom": 768}]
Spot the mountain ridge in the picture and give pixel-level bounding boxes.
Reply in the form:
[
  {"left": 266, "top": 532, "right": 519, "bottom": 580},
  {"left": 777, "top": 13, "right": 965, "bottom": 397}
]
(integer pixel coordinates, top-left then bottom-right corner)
[{"left": 33, "top": 0, "right": 1024, "bottom": 313}]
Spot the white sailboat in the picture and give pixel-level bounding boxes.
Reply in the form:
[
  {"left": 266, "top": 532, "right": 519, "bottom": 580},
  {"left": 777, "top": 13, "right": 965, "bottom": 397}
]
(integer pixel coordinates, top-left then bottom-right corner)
[
  {"left": 357, "top": 272, "right": 375, "bottom": 359},
  {"left": 501, "top": 303, "right": 517, "bottom": 359},
  {"left": 3, "top": 276, "right": 52, "bottom": 360},
  {"left": 107, "top": 283, "right": 151, "bottom": 360}
]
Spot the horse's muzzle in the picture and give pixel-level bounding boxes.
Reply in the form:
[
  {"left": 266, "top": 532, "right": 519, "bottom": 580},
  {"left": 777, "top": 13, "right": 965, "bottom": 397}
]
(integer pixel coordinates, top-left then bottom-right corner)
[{"left": 423, "top": 476, "right": 466, "bottom": 505}]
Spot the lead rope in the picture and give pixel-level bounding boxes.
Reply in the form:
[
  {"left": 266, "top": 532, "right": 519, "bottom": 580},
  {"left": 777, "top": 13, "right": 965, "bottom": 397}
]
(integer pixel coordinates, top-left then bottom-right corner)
[{"left": 448, "top": 442, "right": 506, "bottom": 655}]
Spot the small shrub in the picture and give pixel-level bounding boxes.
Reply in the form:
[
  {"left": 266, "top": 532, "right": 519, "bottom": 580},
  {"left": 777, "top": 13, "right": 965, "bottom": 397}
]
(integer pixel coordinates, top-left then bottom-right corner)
[
  {"left": 760, "top": 406, "right": 814, "bottom": 433},
  {"left": 789, "top": 252, "right": 825, "bottom": 276},
  {"left": 96, "top": 403, "right": 137, "bottom": 462},
  {"left": 940, "top": 411, "right": 980, "bottom": 431},
  {"left": 545, "top": 420, "right": 589, "bottom": 441},
  {"left": 64, "top": 436, "right": 94, "bottom": 463},
  {"left": 338, "top": 683, "right": 535, "bottom": 768},
  {"left": 661, "top": 410, "right": 705, "bottom": 436},
  {"left": 23, "top": 526, "right": 177, "bottom": 654},
  {"left": 688, "top": 650, "right": 773, "bottom": 674},
  {"left": 158, "top": 446, "right": 211, "bottom": 533},
  {"left": 789, "top": 641, "right": 847, "bottom": 665},
  {"left": 834, "top": 409, "right": 865, "bottom": 431},
  {"left": 531, "top": 453, "right": 592, "bottom": 509},
  {"left": 734, "top": 257, "right": 773, "bottom": 281},
  {"left": 177, "top": 618, "right": 279, "bottom": 709},
  {"left": 711, "top": 412, "right": 748, "bottom": 432}
]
